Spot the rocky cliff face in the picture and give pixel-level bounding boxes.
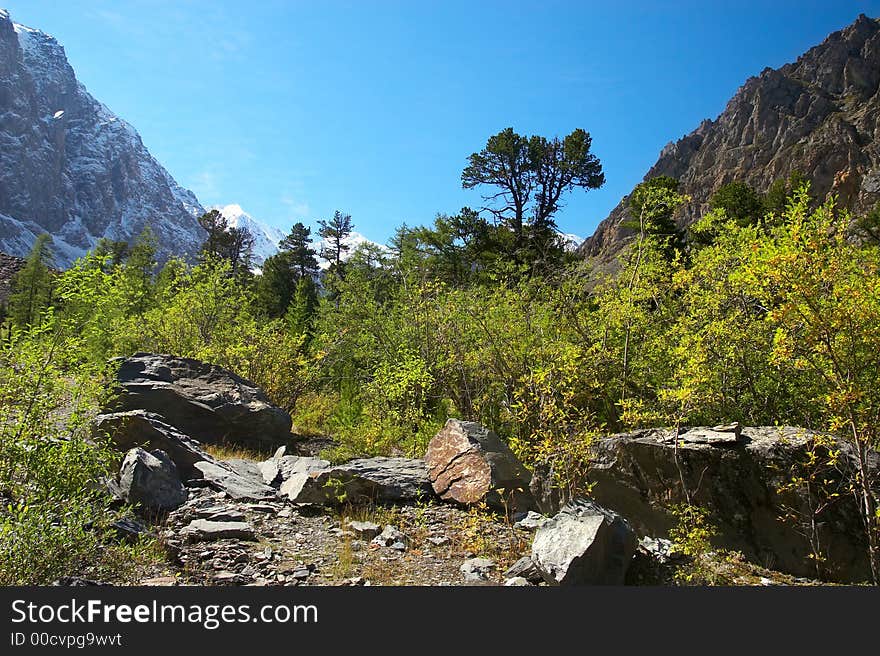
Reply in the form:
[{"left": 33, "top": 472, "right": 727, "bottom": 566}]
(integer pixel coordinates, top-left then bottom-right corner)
[
  {"left": 582, "top": 14, "right": 880, "bottom": 259},
  {"left": 0, "top": 9, "right": 205, "bottom": 266}
]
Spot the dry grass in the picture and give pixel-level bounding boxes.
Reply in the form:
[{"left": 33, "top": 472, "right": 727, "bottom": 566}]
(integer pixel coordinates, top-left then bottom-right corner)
[
  {"left": 329, "top": 531, "right": 359, "bottom": 581},
  {"left": 203, "top": 441, "right": 271, "bottom": 461}
]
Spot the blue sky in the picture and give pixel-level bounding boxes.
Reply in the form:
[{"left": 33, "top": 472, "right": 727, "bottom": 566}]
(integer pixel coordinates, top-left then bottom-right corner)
[{"left": 4, "top": 0, "right": 880, "bottom": 243}]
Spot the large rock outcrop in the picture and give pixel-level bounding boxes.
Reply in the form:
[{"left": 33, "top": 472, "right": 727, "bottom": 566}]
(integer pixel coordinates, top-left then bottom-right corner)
[
  {"left": 588, "top": 425, "right": 879, "bottom": 582},
  {"left": 112, "top": 353, "right": 292, "bottom": 449},
  {"left": 425, "top": 419, "right": 536, "bottom": 513},
  {"left": 582, "top": 14, "right": 880, "bottom": 261}
]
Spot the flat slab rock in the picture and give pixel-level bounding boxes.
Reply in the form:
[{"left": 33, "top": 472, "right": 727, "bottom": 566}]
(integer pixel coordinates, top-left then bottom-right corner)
[
  {"left": 191, "top": 460, "right": 276, "bottom": 501},
  {"left": 425, "top": 419, "right": 536, "bottom": 512},
  {"left": 112, "top": 352, "right": 292, "bottom": 448},
  {"left": 283, "top": 457, "right": 434, "bottom": 505},
  {"left": 180, "top": 519, "right": 256, "bottom": 542},
  {"left": 94, "top": 410, "right": 210, "bottom": 478}
]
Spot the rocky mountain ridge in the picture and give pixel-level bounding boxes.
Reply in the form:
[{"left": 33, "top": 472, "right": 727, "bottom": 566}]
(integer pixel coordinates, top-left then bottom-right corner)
[
  {"left": 0, "top": 9, "right": 207, "bottom": 266},
  {"left": 582, "top": 14, "right": 880, "bottom": 259}
]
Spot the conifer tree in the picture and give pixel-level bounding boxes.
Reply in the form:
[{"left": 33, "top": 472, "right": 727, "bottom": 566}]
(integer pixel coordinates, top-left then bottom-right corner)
[
  {"left": 280, "top": 222, "right": 319, "bottom": 278},
  {"left": 9, "top": 233, "right": 54, "bottom": 329},
  {"left": 120, "top": 226, "right": 158, "bottom": 315},
  {"left": 285, "top": 275, "right": 318, "bottom": 336},
  {"left": 318, "top": 211, "right": 353, "bottom": 276}
]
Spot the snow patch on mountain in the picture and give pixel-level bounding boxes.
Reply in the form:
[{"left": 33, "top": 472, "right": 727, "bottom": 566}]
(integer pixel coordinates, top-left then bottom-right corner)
[
  {"left": 314, "top": 231, "right": 389, "bottom": 269},
  {"left": 560, "top": 232, "right": 585, "bottom": 252}
]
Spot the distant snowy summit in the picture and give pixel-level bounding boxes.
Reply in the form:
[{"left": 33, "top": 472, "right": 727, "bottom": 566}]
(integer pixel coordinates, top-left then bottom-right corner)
[
  {"left": 559, "top": 233, "right": 585, "bottom": 253},
  {"left": 216, "top": 199, "right": 582, "bottom": 267},
  {"left": 211, "top": 204, "right": 284, "bottom": 267},
  {"left": 212, "top": 203, "right": 386, "bottom": 269},
  {"left": 0, "top": 9, "right": 579, "bottom": 271}
]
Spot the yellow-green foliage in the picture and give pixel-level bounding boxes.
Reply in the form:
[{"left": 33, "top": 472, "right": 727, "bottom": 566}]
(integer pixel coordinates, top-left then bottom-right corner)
[
  {"left": 0, "top": 313, "right": 138, "bottom": 584},
  {"left": 668, "top": 503, "right": 733, "bottom": 585},
  {"left": 5, "top": 179, "right": 880, "bottom": 583},
  {"left": 56, "top": 256, "right": 310, "bottom": 412}
]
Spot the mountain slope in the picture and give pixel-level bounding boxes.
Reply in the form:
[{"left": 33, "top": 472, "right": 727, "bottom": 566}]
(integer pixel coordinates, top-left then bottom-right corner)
[
  {"left": 582, "top": 14, "right": 880, "bottom": 259},
  {"left": 0, "top": 9, "right": 205, "bottom": 266}
]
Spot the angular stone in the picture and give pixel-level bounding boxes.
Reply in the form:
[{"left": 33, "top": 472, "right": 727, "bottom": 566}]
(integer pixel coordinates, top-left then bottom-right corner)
[
  {"left": 280, "top": 472, "right": 317, "bottom": 503},
  {"left": 111, "top": 516, "right": 150, "bottom": 543},
  {"left": 514, "top": 511, "right": 549, "bottom": 531},
  {"left": 257, "top": 446, "right": 289, "bottom": 485},
  {"left": 425, "top": 419, "right": 535, "bottom": 512},
  {"left": 118, "top": 448, "right": 188, "bottom": 511},
  {"left": 191, "top": 460, "right": 276, "bottom": 501},
  {"left": 348, "top": 521, "right": 382, "bottom": 540},
  {"left": 504, "top": 555, "right": 544, "bottom": 584},
  {"left": 94, "top": 410, "right": 210, "bottom": 478},
  {"left": 282, "top": 457, "right": 432, "bottom": 505},
  {"left": 180, "top": 519, "right": 256, "bottom": 542},
  {"left": 371, "top": 525, "right": 407, "bottom": 548},
  {"left": 112, "top": 353, "right": 292, "bottom": 448},
  {"left": 274, "top": 456, "right": 330, "bottom": 488},
  {"left": 504, "top": 576, "right": 532, "bottom": 586},
  {"left": 532, "top": 499, "right": 637, "bottom": 585},
  {"left": 203, "top": 508, "right": 247, "bottom": 523},
  {"left": 460, "top": 557, "right": 496, "bottom": 581}
]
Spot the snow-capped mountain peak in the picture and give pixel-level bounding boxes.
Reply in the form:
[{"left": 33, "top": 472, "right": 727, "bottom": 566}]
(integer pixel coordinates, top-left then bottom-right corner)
[
  {"left": 210, "top": 204, "right": 284, "bottom": 267},
  {"left": 560, "top": 232, "right": 585, "bottom": 253},
  {"left": 314, "top": 230, "right": 389, "bottom": 269},
  {"left": 209, "top": 203, "right": 389, "bottom": 271}
]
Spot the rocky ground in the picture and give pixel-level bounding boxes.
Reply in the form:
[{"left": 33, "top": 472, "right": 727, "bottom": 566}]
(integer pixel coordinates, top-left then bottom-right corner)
[
  {"left": 90, "top": 352, "right": 873, "bottom": 587},
  {"left": 123, "top": 477, "right": 824, "bottom": 587},
  {"left": 136, "top": 488, "right": 531, "bottom": 587}
]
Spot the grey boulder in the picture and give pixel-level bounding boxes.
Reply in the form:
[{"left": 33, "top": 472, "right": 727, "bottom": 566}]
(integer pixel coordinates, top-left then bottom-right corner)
[
  {"left": 191, "top": 460, "right": 276, "bottom": 501},
  {"left": 94, "top": 410, "right": 210, "bottom": 477},
  {"left": 283, "top": 457, "right": 433, "bottom": 505},
  {"left": 504, "top": 555, "right": 544, "bottom": 584},
  {"left": 112, "top": 353, "right": 292, "bottom": 448},
  {"left": 348, "top": 521, "right": 382, "bottom": 540},
  {"left": 118, "top": 448, "right": 188, "bottom": 511},
  {"left": 532, "top": 499, "right": 637, "bottom": 585}
]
